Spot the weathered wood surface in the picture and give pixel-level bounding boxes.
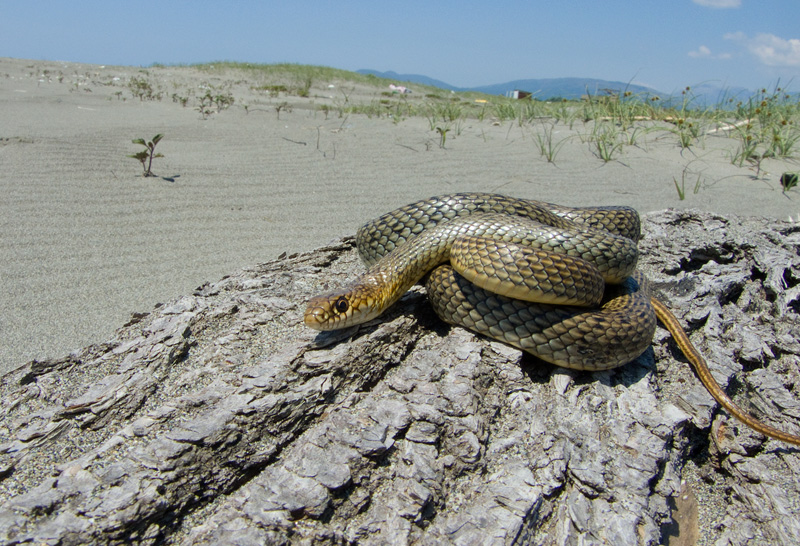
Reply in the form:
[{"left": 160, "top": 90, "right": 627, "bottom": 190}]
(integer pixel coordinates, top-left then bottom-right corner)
[{"left": 1, "top": 209, "right": 799, "bottom": 545}]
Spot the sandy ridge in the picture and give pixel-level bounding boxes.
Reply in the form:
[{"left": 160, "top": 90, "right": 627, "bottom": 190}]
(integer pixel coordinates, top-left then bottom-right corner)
[{"left": 1, "top": 57, "right": 798, "bottom": 373}]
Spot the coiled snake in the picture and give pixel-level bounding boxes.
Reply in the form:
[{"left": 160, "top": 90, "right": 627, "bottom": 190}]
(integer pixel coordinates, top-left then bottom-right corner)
[{"left": 304, "top": 193, "right": 800, "bottom": 446}]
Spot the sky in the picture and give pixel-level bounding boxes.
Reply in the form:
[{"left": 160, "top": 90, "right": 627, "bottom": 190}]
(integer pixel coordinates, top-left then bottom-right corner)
[{"left": 2, "top": 0, "right": 799, "bottom": 95}]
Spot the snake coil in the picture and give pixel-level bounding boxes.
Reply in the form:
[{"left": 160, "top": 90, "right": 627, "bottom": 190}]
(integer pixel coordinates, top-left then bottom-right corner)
[{"left": 305, "top": 193, "right": 800, "bottom": 446}]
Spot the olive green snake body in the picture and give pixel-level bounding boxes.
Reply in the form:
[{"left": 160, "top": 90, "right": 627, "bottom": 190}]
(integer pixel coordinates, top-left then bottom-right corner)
[{"left": 304, "top": 193, "right": 800, "bottom": 445}]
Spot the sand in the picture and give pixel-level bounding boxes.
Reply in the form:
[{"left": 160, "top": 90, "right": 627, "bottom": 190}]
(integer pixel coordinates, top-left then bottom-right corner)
[{"left": 1, "top": 57, "right": 798, "bottom": 374}]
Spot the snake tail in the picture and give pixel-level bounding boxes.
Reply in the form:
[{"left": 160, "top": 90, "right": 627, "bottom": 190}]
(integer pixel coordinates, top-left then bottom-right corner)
[{"left": 650, "top": 297, "right": 800, "bottom": 446}]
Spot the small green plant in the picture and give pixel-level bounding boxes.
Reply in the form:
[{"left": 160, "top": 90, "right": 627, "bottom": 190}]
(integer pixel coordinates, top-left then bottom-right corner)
[
  {"left": 673, "top": 118, "right": 699, "bottom": 148},
  {"left": 553, "top": 98, "right": 576, "bottom": 126},
  {"left": 516, "top": 100, "right": 538, "bottom": 126},
  {"left": 533, "top": 123, "right": 570, "bottom": 164},
  {"left": 295, "top": 76, "right": 313, "bottom": 97},
  {"left": 590, "top": 123, "right": 624, "bottom": 162},
  {"left": 197, "top": 92, "right": 214, "bottom": 119},
  {"left": 436, "top": 126, "right": 450, "bottom": 148},
  {"left": 781, "top": 172, "right": 798, "bottom": 193},
  {"left": 212, "top": 92, "right": 235, "bottom": 112},
  {"left": 339, "top": 86, "right": 353, "bottom": 104},
  {"left": 730, "top": 123, "right": 773, "bottom": 177},
  {"left": 423, "top": 105, "right": 438, "bottom": 130},
  {"left": 672, "top": 160, "right": 706, "bottom": 200},
  {"left": 128, "top": 134, "right": 164, "bottom": 177},
  {"left": 623, "top": 125, "right": 650, "bottom": 147},
  {"left": 275, "top": 101, "right": 290, "bottom": 119},
  {"left": 673, "top": 171, "right": 702, "bottom": 200},
  {"left": 171, "top": 93, "right": 189, "bottom": 107},
  {"left": 731, "top": 124, "right": 760, "bottom": 166},
  {"left": 318, "top": 104, "right": 331, "bottom": 119},
  {"left": 768, "top": 120, "right": 800, "bottom": 157}
]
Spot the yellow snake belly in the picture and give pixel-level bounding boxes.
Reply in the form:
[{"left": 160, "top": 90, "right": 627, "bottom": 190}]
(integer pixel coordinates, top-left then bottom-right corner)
[{"left": 304, "top": 192, "right": 800, "bottom": 445}]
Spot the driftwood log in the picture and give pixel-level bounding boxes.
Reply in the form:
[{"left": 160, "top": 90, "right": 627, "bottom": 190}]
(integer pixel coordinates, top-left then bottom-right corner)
[{"left": 1, "top": 209, "right": 799, "bottom": 545}]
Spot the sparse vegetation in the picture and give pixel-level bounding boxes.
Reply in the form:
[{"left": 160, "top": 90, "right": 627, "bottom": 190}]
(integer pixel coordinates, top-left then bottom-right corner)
[
  {"left": 254, "top": 84, "right": 288, "bottom": 97},
  {"left": 673, "top": 170, "right": 703, "bottom": 200},
  {"left": 532, "top": 122, "right": 570, "bottom": 164},
  {"left": 589, "top": 122, "right": 625, "bottom": 162},
  {"left": 34, "top": 59, "right": 797, "bottom": 195},
  {"left": 723, "top": 86, "right": 800, "bottom": 177},
  {"left": 195, "top": 89, "right": 234, "bottom": 119},
  {"left": 128, "top": 76, "right": 162, "bottom": 101},
  {"left": 8, "top": 58, "right": 800, "bottom": 214},
  {"left": 493, "top": 103, "right": 517, "bottom": 122},
  {"left": 185, "top": 65, "right": 800, "bottom": 187}
]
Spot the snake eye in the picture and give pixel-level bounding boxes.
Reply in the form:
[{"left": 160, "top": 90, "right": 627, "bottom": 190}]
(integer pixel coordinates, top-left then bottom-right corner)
[{"left": 334, "top": 296, "right": 349, "bottom": 314}]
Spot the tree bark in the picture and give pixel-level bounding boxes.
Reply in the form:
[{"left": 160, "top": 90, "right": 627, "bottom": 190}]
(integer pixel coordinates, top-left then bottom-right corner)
[{"left": 1, "top": 210, "right": 799, "bottom": 545}]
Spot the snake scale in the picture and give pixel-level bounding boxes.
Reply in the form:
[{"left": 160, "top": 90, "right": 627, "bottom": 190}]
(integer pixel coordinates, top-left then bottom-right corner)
[{"left": 304, "top": 193, "right": 800, "bottom": 446}]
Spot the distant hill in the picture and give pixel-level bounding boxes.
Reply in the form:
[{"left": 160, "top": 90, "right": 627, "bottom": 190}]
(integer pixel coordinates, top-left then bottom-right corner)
[
  {"left": 357, "top": 69, "right": 659, "bottom": 99},
  {"left": 357, "top": 69, "right": 774, "bottom": 107},
  {"left": 471, "top": 77, "right": 660, "bottom": 99},
  {"left": 357, "top": 69, "right": 459, "bottom": 91},
  {"left": 658, "top": 83, "right": 754, "bottom": 109}
]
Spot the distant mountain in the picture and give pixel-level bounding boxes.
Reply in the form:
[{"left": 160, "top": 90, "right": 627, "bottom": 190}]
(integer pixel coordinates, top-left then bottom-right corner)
[
  {"left": 357, "top": 69, "right": 458, "bottom": 91},
  {"left": 357, "top": 69, "right": 659, "bottom": 99},
  {"left": 357, "top": 69, "right": 785, "bottom": 107},
  {"left": 658, "top": 83, "right": 754, "bottom": 109},
  {"left": 470, "top": 78, "right": 659, "bottom": 99}
]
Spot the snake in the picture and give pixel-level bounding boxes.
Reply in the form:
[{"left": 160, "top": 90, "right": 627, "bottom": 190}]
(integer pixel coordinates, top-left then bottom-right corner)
[{"left": 304, "top": 193, "right": 800, "bottom": 446}]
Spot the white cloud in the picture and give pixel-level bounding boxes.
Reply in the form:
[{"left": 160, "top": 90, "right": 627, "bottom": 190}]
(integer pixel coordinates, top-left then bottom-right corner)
[
  {"left": 723, "top": 31, "right": 745, "bottom": 41},
  {"left": 692, "top": 0, "right": 741, "bottom": 7},
  {"left": 688, "top": 45, "right": 712, "bottom": 58},
  {"left": 688, "top": 45, "right": 732, "bottom": 60},
  {"left": 725, "top": 32, "right": 800, "bottom": 66}
]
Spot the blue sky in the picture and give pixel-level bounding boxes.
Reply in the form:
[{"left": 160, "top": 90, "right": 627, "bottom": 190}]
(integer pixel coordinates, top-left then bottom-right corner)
[{"left": 2, "top": 0, "right": 799, "bottom": 94}]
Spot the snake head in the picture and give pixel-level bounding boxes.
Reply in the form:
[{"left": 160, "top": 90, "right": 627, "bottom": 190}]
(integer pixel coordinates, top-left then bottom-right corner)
[{"left": 304, "top": 286, "right": 381, "bottom": 330}]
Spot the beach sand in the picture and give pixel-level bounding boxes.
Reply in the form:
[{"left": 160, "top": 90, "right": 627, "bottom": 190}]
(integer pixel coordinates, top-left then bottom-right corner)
[{"left": 1, "top": 57, "right": 798, "bottom": 374}]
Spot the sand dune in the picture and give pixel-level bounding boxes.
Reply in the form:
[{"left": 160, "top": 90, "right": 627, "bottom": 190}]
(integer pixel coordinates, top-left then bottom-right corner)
[{"left": 1, "top": 57, "right": 798, "bottom": 373}]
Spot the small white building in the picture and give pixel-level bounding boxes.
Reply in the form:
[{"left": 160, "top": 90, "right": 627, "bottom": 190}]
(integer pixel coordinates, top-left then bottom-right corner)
[{"left": 505, "top": 89, "right": 531, "bottom": 99}]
